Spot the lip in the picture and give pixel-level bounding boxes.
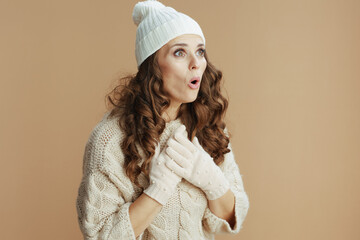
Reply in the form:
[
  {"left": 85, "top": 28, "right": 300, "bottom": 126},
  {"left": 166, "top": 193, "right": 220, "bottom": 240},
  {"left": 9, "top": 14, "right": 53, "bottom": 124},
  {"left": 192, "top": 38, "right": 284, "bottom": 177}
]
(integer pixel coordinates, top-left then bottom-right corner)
[{"left": 188, "top": 77, "right": 201, "bottom": 89}]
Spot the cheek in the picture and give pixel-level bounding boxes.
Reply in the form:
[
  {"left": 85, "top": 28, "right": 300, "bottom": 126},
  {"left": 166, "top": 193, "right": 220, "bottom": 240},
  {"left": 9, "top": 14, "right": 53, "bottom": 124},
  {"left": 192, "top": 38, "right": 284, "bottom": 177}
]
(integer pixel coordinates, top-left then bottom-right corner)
[
  {"left": 200, "top": 60, "right": 207, "bottom": 74},
  {"left": 162, "top": 65, "right": 185, "bottom": 86}
]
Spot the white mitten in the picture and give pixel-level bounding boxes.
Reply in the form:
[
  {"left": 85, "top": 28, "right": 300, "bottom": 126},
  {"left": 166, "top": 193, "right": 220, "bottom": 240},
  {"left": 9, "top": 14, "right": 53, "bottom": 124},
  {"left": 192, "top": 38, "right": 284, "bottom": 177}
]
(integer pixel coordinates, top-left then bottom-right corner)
[
  {"left": 165, "top": 130, "right": 230, "bottom": 200},
  {"left": 143, "top": 142, "right": 182, "bottom": 205}
]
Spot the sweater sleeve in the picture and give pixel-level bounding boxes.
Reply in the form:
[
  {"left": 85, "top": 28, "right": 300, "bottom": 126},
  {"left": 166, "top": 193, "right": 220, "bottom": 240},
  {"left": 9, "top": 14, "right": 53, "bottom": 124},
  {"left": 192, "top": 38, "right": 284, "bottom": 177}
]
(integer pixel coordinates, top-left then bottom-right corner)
[
  {"left": 76, "top": 126, "right": 140, "bottom": 240},
  {"left": 76, "top": 170, "right": 137, "bottom": 239},
  {"left": 202, "top": 141, "right": 250, "bottom": 235}
]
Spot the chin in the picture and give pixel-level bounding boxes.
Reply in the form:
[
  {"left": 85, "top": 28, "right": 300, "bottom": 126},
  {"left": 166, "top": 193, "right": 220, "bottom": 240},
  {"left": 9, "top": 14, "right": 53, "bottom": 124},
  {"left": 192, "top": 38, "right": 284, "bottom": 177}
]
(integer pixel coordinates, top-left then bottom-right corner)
[
  {"left": 173, "top": 92, "right": 199, "bottom": 105},
  {"left": 183, "top": 95, "right": 199, "bottom": 104}
]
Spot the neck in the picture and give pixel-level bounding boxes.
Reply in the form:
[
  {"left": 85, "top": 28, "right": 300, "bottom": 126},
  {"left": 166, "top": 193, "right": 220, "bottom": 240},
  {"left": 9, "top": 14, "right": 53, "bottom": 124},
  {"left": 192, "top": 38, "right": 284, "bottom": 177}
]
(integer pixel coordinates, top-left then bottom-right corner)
[{"left": 162, "top": 102, "right": 181, "bottom": 123}]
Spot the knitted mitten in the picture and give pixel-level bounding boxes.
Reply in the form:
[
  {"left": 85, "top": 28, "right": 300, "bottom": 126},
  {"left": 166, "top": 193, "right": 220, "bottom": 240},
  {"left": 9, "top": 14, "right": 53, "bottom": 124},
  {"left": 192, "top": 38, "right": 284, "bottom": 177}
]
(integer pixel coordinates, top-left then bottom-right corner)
[
  {"left": 143, "top": 142, "right": 182, "bottom": 205},
  {"left": 165, "top": 128, "right": 230, "bottom": 200}
]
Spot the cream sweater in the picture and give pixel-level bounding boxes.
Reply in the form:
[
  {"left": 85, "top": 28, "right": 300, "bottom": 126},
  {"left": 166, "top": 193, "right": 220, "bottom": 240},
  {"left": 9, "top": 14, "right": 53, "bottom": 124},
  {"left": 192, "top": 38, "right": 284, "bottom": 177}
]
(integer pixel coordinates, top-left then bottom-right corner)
[{"left": 76, "top": 112, "right": 249, "bottom": 240}]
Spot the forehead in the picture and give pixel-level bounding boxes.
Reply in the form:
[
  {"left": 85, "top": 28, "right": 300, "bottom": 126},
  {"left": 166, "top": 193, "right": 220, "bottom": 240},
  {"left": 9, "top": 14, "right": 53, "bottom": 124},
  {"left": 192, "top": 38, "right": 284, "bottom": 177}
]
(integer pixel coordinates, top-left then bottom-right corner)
[{"left": 167, "top": 34, "right": 204, "bottom": 46}]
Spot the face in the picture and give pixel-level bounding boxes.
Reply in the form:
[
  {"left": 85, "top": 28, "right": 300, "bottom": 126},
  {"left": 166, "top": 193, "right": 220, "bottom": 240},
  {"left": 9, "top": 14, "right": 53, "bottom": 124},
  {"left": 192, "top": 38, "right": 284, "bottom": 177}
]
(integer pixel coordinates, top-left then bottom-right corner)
[{"left": 156, "top": 34, "right": 207, "bottom": 108}]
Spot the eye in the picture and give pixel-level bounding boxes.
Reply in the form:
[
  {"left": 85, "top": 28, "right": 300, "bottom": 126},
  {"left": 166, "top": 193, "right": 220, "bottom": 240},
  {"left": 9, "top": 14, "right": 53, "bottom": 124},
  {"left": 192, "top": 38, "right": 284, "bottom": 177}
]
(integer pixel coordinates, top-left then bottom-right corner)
[
  {"left": 196, "top": 48, "right": 206, "bottom": 57},
  {"left": 174, "top": 49, "right": 186, "bottom": 57}
]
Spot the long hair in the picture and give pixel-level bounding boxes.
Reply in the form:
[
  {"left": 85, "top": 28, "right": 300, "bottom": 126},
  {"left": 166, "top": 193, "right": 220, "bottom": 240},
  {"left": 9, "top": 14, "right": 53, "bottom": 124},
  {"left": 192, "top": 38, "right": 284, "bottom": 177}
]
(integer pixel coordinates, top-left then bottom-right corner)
[{"left": 106, "top": 51, "right": 230, "bottom": 189}]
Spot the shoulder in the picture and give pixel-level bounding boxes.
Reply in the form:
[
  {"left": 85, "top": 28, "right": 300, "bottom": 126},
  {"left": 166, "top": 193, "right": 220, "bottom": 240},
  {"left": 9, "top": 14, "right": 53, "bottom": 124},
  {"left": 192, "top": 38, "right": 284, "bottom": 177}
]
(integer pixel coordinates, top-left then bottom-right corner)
[
  {"left": 86, "top": 112, "right": 122, "bottom": 150},
  {"left": 82, "top": 111, "right": 125, "bottom": 174}
]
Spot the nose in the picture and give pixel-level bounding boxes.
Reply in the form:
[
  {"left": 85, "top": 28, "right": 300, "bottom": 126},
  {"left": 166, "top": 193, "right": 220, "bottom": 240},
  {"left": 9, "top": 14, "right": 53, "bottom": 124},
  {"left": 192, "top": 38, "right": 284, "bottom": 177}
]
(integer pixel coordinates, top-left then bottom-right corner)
[{"left": 189, "top": 54, "right": 200, "bottom": 70}]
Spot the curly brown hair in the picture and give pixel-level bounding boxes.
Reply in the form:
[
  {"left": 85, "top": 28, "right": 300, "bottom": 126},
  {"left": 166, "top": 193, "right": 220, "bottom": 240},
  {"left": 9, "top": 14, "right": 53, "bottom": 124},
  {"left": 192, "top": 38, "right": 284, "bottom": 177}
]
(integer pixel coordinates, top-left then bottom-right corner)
[{"left": 106, "top": 51, "right": 230, "bottom": 189}]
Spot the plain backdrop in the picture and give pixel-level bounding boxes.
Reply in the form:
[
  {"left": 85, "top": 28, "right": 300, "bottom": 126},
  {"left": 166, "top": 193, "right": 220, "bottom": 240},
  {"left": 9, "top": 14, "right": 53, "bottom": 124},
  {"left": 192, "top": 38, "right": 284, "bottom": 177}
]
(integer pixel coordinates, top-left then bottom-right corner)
[{"left": 1, "top": 0, "right": 359, "bottom": 239}]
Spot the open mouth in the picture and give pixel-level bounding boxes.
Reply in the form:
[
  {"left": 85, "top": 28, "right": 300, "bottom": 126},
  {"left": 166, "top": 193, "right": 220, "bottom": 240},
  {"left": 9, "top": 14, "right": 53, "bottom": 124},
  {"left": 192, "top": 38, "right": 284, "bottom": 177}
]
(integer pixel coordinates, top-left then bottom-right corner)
[{"left": 188, "top": 77, "right": 200, "bottom": 89}]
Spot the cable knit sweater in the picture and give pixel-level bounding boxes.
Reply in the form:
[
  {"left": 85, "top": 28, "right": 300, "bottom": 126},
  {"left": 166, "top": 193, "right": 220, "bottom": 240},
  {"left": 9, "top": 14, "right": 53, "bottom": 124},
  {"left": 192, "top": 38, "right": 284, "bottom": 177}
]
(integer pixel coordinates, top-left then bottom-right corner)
[{"left": 76, "top": 111, "right": 249, "bottom": 240}]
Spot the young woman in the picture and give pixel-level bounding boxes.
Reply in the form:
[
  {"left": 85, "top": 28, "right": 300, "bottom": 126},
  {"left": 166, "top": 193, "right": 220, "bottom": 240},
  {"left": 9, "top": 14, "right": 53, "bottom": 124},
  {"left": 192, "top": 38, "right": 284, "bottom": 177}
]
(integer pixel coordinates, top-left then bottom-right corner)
[{"left": 76, "top": 1, "right": 249, "bottom": 239}]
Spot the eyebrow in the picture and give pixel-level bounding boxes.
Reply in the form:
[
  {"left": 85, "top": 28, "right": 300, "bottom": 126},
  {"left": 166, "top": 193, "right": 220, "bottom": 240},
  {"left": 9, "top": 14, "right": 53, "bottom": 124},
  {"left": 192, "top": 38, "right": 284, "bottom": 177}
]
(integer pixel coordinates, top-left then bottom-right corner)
[{"left": 169, "top": 43, "right": 205, "bottom": 49}]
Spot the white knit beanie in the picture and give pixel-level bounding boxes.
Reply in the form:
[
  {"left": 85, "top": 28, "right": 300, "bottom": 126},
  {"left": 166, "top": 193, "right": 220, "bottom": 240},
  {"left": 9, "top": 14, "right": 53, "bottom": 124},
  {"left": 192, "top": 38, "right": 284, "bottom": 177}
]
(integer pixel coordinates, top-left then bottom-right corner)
[{"left": 133, "top": 0, "right": 206, "bottom": 67}]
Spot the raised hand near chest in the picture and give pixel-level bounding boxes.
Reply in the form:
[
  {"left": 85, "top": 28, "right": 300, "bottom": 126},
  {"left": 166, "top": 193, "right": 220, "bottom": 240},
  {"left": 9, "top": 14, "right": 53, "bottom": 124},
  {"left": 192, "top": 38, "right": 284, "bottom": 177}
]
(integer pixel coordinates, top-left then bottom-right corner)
[
  {"left": 143, "top": 140, "right": 182, "bottom": 206},
  {"left": 165, "top": 125, "right": 230, "bottom": 200}
]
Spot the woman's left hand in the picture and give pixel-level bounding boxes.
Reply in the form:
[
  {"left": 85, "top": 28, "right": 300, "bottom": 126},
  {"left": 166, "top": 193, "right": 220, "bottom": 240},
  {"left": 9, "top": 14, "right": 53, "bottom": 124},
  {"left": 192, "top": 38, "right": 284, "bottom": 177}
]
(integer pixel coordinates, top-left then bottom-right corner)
[{"left": 165, "top": 126, "right": 230, "bottom": 200}]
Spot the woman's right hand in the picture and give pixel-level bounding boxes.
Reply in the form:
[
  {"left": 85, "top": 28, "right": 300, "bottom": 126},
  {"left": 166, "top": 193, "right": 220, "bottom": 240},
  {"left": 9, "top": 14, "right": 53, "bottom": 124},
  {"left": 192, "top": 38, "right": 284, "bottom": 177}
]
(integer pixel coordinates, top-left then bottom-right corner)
[
  {"left": 143, "top": 130, "right": 184, "bottom": 205},
  {"left": 165, "top": 127, "right": 230, "bottom": 201}
]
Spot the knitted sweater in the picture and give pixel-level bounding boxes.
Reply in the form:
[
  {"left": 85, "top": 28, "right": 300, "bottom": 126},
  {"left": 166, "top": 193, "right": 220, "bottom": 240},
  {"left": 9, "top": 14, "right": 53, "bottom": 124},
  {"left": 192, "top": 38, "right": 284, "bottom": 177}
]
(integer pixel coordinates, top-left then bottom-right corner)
[{"left": 76, "top": 112, "right": 249, "bottom": 240}]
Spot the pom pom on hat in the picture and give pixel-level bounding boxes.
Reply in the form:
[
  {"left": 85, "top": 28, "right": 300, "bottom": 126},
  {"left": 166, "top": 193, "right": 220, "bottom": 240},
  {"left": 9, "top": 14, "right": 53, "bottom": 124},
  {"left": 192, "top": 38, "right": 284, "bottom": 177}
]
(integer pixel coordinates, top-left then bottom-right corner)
[
  {"left": 132, "top": 0, "right": 205, "bottom": 67},
  {"left": 132, "top": 0, "right": 165, "bottom": 26}
]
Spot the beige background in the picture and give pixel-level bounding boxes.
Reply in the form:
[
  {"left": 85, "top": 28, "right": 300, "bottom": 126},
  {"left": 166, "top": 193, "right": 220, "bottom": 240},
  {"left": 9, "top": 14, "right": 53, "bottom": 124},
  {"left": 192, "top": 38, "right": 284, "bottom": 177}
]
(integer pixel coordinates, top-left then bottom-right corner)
[{"left": 1, "top": 0, "right": 359, "bottom": 239}]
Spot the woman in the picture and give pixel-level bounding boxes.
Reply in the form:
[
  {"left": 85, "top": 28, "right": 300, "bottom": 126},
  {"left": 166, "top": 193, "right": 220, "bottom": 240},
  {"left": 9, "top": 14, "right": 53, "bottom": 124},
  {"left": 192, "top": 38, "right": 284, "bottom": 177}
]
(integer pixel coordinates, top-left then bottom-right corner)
[{"left": 76, "top": 0, "right": 249, "bottom": 239}]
